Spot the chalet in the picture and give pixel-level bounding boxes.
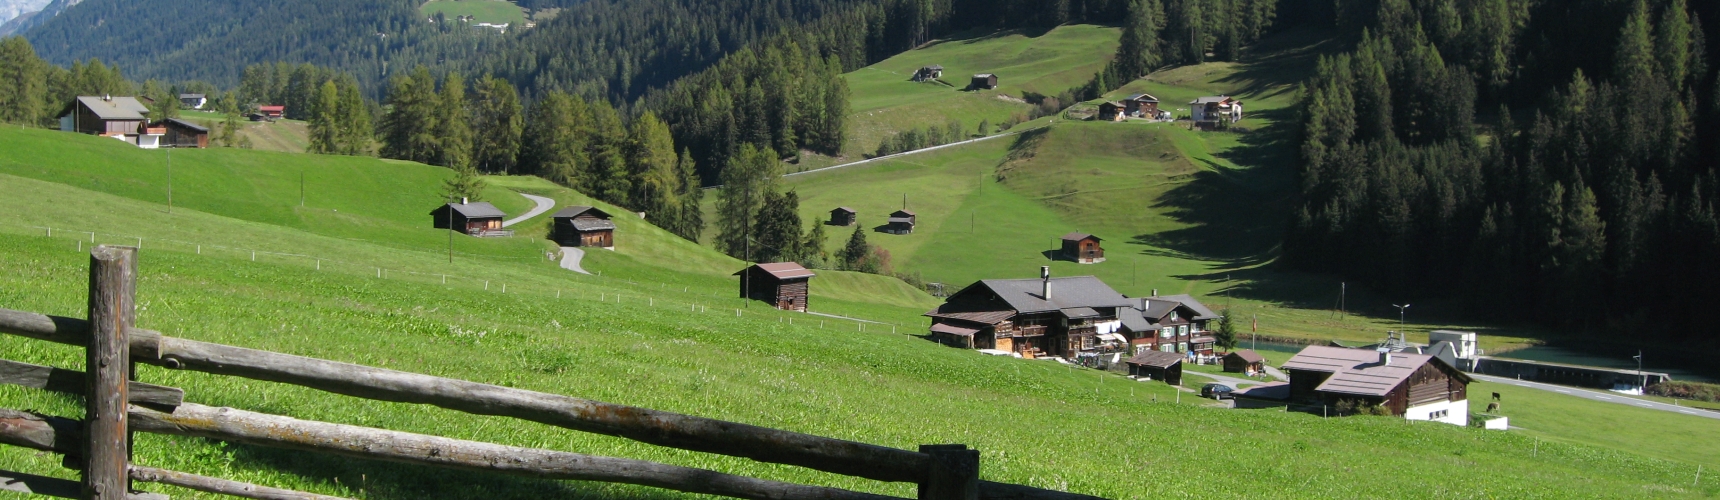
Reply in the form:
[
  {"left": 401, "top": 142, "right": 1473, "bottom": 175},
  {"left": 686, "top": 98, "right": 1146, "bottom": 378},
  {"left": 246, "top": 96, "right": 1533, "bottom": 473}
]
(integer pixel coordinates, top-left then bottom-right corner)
[
  {"left": 1117, "top": 293, "right": 1219, "bottom": 358},
  {"left": 257, "top": 105, "right": 285, "bottom": 120},
  {"left": 924, "top": 267, "right": 1132, "bottom": 359},
  {"left": 970, "top": 74, "right": 998, "bottom": 90},
  {"left": 1125, "top": 350, "right": 1183, "bottom": 385},
  {"left": 1190, "top": 96, "right": 1243, "bottom": 128},
  {"left": 1124, "top": 94, "right": 1162, "bottom": 118},
  {"left": 162, "top": 118, "right": 209, "bottom": 148},
  {"left": 179, "top": 94, "right": 207, "bottom": 109},
  {"left": 551, "top": 206, "right": 615, "bottom": 248},
  {"left": 913, "top": 65, "right": 944, "bottom": 82},
  {"left": 430, "top": 198, "right": 510, "bottom": 237},
  {"left": 57, "top": 96, "right": 161, "bottom": 148},
  {"left": 829, "top": 207, "right": 857, "bottom": 227},
  {"left": 1281, "top": 346, "right": 1472, "bottom": 425},
  {"left": 736, "top": 262, "right": 815, "bottom": 311},
  {"left": 885, "top": 209, "right": 916, "bottom": 235},
  {"left": 1060, "top": 233, "right": 1104, "bottom": 263},
  {"left": 1223, "top": 350, "right": 1266, "bottom": 376},
  {"left": 1096, "top": 102, "right": 1126, "bottom": 122}
]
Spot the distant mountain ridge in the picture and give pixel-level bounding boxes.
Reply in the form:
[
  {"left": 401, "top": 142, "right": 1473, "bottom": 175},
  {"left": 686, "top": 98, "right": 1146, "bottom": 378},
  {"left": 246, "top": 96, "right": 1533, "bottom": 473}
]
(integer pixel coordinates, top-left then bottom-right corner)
[{"left": 0, "top": 0, "right": 60, "bottom": 36}]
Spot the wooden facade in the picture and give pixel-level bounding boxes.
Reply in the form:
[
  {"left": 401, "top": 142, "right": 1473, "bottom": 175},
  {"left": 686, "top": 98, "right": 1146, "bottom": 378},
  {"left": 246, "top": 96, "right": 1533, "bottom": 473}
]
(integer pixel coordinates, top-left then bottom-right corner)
[
  {"left": 736, "top": 263, "right": 815, "bottom": 311},
  {"left": 1126, "top": 351, "right": 1183, "bottom": 385},
  {"left": 829, "top": 207, "right": 857, "bottom": 226},
  {"left": 1223, "top": 350, "right": 1265, "bottom": 375},
  {"left": 925, "top": 271, "right": 1132, "bottom": 360},
  {"left": 1282, "top": 346, "right": 1471, "bottom": 418},
  {"left": 885, "top": 209, "right": 916, "bottom": 235},
  {"left": 1060, "top": 233, "right": 1104, "bottom": 263},
  {"left": 1125, "top": 94, "right": 1161, "bottom": 118},
  {"left": 551, "top": 206, "right": 616, "bottom": 248},
  {"left": 970, "top": 74, "right": 998, "bottom": 90},
  {"left": 430, "top": 200, "right": 508, "bottom": 237},
  {"left": 162, "top": 118, "right": 209, "bottom": 148},
  {"left": 1097, "top": 102, "right": 1126, "bottom": 122},
  {"left": 58, "top": 96, "right": 148, "bottom": 137}
]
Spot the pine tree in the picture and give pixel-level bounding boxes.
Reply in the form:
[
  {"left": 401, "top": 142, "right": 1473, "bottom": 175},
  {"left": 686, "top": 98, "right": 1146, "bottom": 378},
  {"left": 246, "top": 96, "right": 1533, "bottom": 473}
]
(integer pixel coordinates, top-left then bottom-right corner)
[
  {"left": 442, "top": 163, "right": 487, "bottom": 203},
  {"left": 628, "top": 112, "right": 680, "bottom": 224},
  {"left": 0, "top": 37, "right": 47, "bottom": 126},
  {"left": 520, "top": 91, "right": 590, "bottom": 187},
  {"left": 672, "top": 148, "right": 705, "bottom": 241},
  {"left": 716, "top": 143, "right": 780, "bottom": 259},
  {"left": 1214, "top": 307, "right": 1237, "bottom": 351},
  {"left": 334, "top": 78, "right": 372, "bottom": 155},
  {"left": 471, "top": 75, "right": 522, "bottom": 173},
  {"left": 380, "top": 66, "right": 440, "bottom": 164},
  {"left": 435, "top": 71, "right": 473, "bottom": 169},
  {"left": 802, "top": 219, "right": 828, "bottom": 268},
  {"left": 839, "top": 224, "right": 870, "bottom": 270},
  {"left": 307, "top": 80, "right": 340, "bottom": 154}
]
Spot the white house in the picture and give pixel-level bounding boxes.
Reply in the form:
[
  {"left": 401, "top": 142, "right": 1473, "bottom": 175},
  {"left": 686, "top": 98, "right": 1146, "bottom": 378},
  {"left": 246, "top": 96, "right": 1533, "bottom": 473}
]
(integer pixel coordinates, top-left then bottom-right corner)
[{"left": 1190, "top": 96, "right": 1243, "bottom": 126}]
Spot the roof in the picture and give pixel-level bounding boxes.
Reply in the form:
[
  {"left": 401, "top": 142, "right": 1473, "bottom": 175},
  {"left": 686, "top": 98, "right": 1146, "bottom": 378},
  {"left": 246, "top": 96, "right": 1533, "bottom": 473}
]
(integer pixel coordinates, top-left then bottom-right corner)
[
  {"left": 831, "top": 207, "right": 856, "bottom": 214},
  {"left": 68, "top": 96, "right": 149, "bottom": 120},
  {"left": 1061, "top": 232, "right": 1100, "bottom": 242},
  {"left": 436, "top": 201, "right": 506, "bottom": 218},
  {"left": 258, "top": 105, "right": 285, "bottom": 112},
  {"left": 1126, "top": 350, "right": 1184, "bottom": 368},
  {"left": 1190, "top": 335, "right": 1215, "bottom": 344},
  {"left": 923, "top": 310, "right": 1015, "bottom": 325},
  {"left": 569, "top": 218, "right": 616, "bottom": 231},
  {"left": 888, "top": 217, "right": 915, "bottom": 224},
  {"left": 1232, "top": 382, "right": 1289, "bottom": 400},
  {"left": 974, "top": 73, "right": 996, "bottom": 78},
  {"left": 179, "top": 93, "right": 205, "bottom": 99},
  {"left": 1126, "top": 93, "right": 1159, "bottom": 102},
  {"left": 1156, "top": 294, "right": 1219, "bottom": 320},
  {"left": 1118, "top": 307, "right": 1155, "bottom": 332},
  {"left": 891, "top": 209, "right": 916, "bottom": 217},
  {"left": 1225, "top": 350, "right": 1265, "bottom": 363},
  {"left": 1137, "top": 298, "right": 1180, "bottom": 320},
  {"left": 164, "top": 118, "right": 208, "bottom": 133},
  {"left": 552, "top": 206, "right": 613, "bottom": 219},
  {"left": 958, "top": 276, "right": 1131, "bottom": 314},
  {"left": 1100, "top": 101, "right": 1125, "bottom": 108},
  {"left": 923, "top": 65, "right": 944, "bottom": 70},
  {"left": 929, "top": 323, "right": 978, "bottom": 337},
  {"left": 735, "top": 262, "right": 815, "bottom": 280},
  {"left": 1282, "top": 346, "right": 1469, "bottom": 397},
  {"left": 1191, "top": 96, "right": 1233, "bottom": 104},
  {"left": 1060, "top": 307, "right": 1101, "bottom": 319}
]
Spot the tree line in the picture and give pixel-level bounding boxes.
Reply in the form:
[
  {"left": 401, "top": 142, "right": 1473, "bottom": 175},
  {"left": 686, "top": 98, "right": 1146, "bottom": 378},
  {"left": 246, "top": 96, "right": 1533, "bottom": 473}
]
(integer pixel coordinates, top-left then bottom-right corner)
[{"left": 1288, "top": 0, "right": 1718, "bottom": 347}]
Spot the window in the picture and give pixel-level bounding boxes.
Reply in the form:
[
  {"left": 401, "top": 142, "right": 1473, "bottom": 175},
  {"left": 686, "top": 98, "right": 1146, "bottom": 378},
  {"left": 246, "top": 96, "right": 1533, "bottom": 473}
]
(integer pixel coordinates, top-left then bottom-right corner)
[
  {"left": 1161, "top": 327, "right": 1173, "bottom": 338},
  {"left": 1178, "top": 325, "right": 1188, "bottom": 336},
  {"left": 1429, "top": 409, "right": 1448, "bottom": 419}
]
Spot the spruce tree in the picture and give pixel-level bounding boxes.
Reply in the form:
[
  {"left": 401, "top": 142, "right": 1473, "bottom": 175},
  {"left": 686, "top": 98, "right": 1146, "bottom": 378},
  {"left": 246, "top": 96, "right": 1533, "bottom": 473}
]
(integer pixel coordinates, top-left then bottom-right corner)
[
  {"left": 307, "top": 80, "right": 340, "bottom": 154},
  {"left": 471, "top": 75, "right": 523, "bottom": 173},
  {"left": 334, "top": 78, "right": 372, "bottom": 155},
  {"left": 0, "top": 37, "right": 46, "bottom": 126},
  {"left": 840, "top": 224, "right": 870, "bottom": 270},
  {"left": 1214, "top": 307, "right": 1237, "bottom": 351},
  {"left": 380, "top": 66, "right": 440, "bottom": 164},
  {"left": 442, "top": 163, "right": 487, "bottom": 203},
  {"left": 435, "top": 71, "right": 473, "bottom": 169},
  {"left": 673, "top": 148, "right": 705, "bottom": 241}
]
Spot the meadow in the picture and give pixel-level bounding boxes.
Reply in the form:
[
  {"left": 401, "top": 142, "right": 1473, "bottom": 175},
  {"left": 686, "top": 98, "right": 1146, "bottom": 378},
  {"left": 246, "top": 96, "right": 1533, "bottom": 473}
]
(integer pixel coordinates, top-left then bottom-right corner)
[
  {"left": 419, "top": 0, "right": 527, "bottom": 26},
  {"left": 177, "top": 110, "right": 311, "bottom": 153}
]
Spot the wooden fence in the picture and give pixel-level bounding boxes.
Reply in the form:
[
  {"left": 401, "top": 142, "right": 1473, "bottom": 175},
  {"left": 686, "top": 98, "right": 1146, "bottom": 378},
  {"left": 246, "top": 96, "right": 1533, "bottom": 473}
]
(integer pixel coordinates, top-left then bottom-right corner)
[{"left": 0, "top": 246, "right": 1106, "bottom": 500}]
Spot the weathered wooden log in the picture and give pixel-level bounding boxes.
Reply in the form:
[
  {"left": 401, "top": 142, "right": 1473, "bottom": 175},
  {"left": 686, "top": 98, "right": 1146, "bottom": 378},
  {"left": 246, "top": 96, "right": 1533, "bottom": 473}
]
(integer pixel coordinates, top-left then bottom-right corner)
[
  {"left": 0, "top": 468, "right": 168, "bottom": 499},
  {"left": 0, "top": 359, "right": 183, "bottom": 407},
  {"left": 0, "top": 308, "right": 926, "bottom": 483},
  {"left": 128, "top": 466, "right": 350, "bottom": 500},
  {"left": 87, "top": 246, "right": 135, "bottom": 500}
]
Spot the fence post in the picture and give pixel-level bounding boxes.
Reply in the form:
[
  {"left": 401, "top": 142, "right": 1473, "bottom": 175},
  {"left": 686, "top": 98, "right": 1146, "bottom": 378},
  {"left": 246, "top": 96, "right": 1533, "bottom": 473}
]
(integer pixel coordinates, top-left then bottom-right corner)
[
  {"left": 918, "top": 444, "right": 979, "bottom": 500},
  {"left": 85, "top": 245, "right": 134, "bottom": 499}
]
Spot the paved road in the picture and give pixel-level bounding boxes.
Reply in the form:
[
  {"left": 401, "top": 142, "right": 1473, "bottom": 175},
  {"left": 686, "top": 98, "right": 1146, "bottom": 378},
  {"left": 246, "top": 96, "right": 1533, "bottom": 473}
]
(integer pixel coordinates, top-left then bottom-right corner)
[
  {"left": 1472, "top": 374, "right": 1720, "bottom": 421},
  {"left": 1184, "top": 370, "right": 1262, "bottom": 389},
  {"left": 503, "top": 193, "right": 556, "bottom": 228},
  {"left": 782, "top": 125, "right": 1046, "bottom": 179},
  {"left": 1262, "top": 365, "right": 1288, "bottom": 381},
  {"left": 557, "top": 247, "right": 589, "bottom": 274}
]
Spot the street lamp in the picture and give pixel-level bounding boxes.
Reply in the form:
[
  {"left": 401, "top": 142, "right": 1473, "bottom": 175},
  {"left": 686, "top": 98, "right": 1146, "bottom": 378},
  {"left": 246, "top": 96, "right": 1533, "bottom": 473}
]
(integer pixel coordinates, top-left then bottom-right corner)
[
  {"left": 1392, "top": 303, "right": 1410, "bottom": 325},
  {"left": 1633, "top": 351, "right": 1644, "bottom": 390}
]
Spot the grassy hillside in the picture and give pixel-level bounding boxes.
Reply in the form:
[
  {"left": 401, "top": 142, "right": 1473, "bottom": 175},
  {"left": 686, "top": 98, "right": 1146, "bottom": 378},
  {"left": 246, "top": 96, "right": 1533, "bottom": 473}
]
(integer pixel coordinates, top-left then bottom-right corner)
[
  {"left": 420, "top": 0, "right": 527, "bottom": 26},
  {"left": 179, "top": 110, "right": 312, "bottom": 154}
]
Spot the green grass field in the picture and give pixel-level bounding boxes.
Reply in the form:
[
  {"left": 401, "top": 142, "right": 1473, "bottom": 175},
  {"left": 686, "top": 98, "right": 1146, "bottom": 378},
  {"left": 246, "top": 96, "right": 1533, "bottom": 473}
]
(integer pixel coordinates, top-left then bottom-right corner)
[
  {"left": 420, "top": 0, "right": 526, "bottom": 26},
  {"left": 177, "top": 110, "right": 311, "bottom": 153}
]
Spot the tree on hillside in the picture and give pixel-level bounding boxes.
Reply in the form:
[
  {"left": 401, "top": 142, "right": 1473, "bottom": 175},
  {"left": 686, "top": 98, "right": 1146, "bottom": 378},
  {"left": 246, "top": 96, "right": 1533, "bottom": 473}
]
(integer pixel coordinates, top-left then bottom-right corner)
[
  {"left": 801, "top": 220, "right": 828, "bottom": 269},
  {"left": 585, "top": 100, "right": 631, "bottom": 205},
  {"left": 519, "top": 91, "right": 590, "bottom": 187},
  {"left": 435, "top": 71, "right": 473, "bottom": 169},
  {"left": 671, "top": 148, "right": 705, "bottom": 241},
  {"left": 753, "top": 190, "right": 804, "bottom": 263},
  {"left": 471, "top": 75, "right": 522, "bottom": 174},
  {"left": 715, "top": 143, "right": 780, "bottom": 259},
  {"left": 140, "top": 79, "right": 177, "bottom": 121},
  {"left": 839, "top": 224, "right": 870, "bottom": 271},
  {"left": 334, "top": 77, "right": 373, "bottom": 155},
  {"left": 1214, "top": 307, "right": 1237, "bottom": 351},
  {"left": 0, "top": 37, "right": 47, "bottom": 126},
  {"left": 627, "top": 112, "right": 682, "bottom": 229},
  {"left": 1115, "top": 0, "right": 1165, "bottom": 80},
  {"left": 380, "top": 66, "right": 441, "bottom": 164},
  {"left": 308, "top": 80, "right": 340, "bottom": 154},
  {"left": 442, "top": 163, "right": 486, "bottom": 203}
]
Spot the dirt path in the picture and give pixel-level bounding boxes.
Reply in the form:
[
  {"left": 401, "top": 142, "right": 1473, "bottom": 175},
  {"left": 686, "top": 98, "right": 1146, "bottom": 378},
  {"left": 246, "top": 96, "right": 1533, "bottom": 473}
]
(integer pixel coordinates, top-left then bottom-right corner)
[
  {"left": 503, "top": 193, "right": 556, "bottom": 228},
  {"left": 558, "top": 247, "right": 589, "bottom": 274}
]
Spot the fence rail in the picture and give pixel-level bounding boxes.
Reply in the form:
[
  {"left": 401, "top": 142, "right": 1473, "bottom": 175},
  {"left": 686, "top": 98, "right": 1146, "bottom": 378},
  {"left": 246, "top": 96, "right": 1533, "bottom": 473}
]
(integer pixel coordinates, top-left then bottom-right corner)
[{"left": 0, "top": 246, "right": 1106, "bottom": 500}]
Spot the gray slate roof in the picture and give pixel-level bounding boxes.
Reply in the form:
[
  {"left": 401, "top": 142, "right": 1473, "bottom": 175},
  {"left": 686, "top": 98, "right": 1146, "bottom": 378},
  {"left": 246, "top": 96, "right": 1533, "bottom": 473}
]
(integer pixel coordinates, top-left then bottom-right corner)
[
  {"left": 1282, "top": 346, "right": 1469, "bottom": 397},
  {"left": 1157, "top": 294, "right": 1219, "bottom": 320},
  {"left": 1192, "top": 96, "right": 1233, "bottom": 104},
  {"left": 1126, "top": 350, "right": 1183, "bottom": 368},
  {"left": 1126, "top": 93, "right": 1159, "bottom": 102},
  {"left": 552, "top": 206, "right": 613, "bottom": 219},
  {"left": 888, "top": 217, "right": 914, "bottom": 224},
  {"left": 443, "top": 201, "right": 506, "bottom": 218},
  {"left": 970, "top": 276, "right": 1130, "bottom": 314},
  {"left": 569, "top": 218, "right": 616, "bottom": 231},
  {"left": 165, "top": 118, "right": 207, "bottom": 133},
  {"left": 1060, "top": 307, "right": 1101, "bottom": 319},
  {"left": 1118, "top": 307, "right": 1154, "bottom": 332},
  {"left": 923, "top": 310, "right": 1016, "bottom": 325},
  {"left": 1062, "top": 232, "right": 1099, "bottom": 242},
  {"left": 70, "top": 96, "right": 149, "bottom": 120}
]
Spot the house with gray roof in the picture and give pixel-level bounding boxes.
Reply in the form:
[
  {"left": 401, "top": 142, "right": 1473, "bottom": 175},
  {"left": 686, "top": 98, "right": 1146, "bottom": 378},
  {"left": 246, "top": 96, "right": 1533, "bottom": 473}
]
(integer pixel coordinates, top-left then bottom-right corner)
[
  {"left": 1280, "top": 345, "right": 1472, "bottom": 425},
  {"left": 1118, "top": 293, "right": 1220, "bottom": 358},
  {"left": 430, "top": 199, "right": 510, "bottom": 237},
  {"left": 57, "top": 96, "right": 163, "bottom": 148},
  {"left": 1190, "top": 95, "right": 1243, "bottom": 128},
  {"left": 925, "top": 267, "right": 1132, "bottom": 359},
  {"left": 551, "top": 206, "right": 615, "bottom": 248}
]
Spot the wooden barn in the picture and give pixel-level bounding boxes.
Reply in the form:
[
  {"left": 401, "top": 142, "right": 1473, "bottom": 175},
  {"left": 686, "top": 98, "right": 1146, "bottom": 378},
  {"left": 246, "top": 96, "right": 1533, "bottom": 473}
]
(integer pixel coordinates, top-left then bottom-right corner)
[
  {"left": 885, "top": 209, "right": 916, "bottom": 235},
  {"left": 1125, "top": 93, "right": 1161, "bottom": 118},
  {"left": 1282, "top": 346, "right": 1472, "bottom": 425},
  {"left": 829, "top": 207, "right": 857, "bottom": 226},
  {"left": 162, "top": 118, "right": 209, "bottom": 148},
  {"left": 1126, "top": 350, "right": 1184, "bottom": 385},
  {"left": 1224, "top": 350, "right": 1266, "bottom": 376},
  {"left": 430, "top": 199, "right": 510, "bottom": 237},
  {"left": 58, "top": 96, "right": 149, "bottom": 137},
  {"left": 1061, "top": 233, "right": 1105, "bottom": 263},
  {"left": 924, "top": 267, "right": 1132, "bottom": 359},
  {"left": 913, "top": 65, "right": 944, "bottom": 82},
  {"left": 551, "top": 206, "right": 615, "bottom": 248},
  {"left": 970, "top": 74, "right": 998, "bottom": 90},
  {"left": 1097, "top": 102, "right": 1126, "bottom": 122},
  {"left": 736, "top": 262, "right": 815, "bottom": 311}
]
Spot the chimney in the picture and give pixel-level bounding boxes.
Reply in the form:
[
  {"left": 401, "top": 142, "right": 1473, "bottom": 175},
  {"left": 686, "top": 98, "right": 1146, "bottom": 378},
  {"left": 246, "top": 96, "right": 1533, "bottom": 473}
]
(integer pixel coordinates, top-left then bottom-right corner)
[
  {"left": 1151, "top": 288, "right": 1158, "bottom": 297},
  {"left": 1377, "top": 347, "right": 1392, "bottom": 366},
  {"left": 103, "top": 94, "right": 111, "bottom": 101},
  {"left": 1040, "top": 266, "right": 1051, "bottom": 301},
  {"left": 461, "top": 197, "right": 468, "bottom": 205}
]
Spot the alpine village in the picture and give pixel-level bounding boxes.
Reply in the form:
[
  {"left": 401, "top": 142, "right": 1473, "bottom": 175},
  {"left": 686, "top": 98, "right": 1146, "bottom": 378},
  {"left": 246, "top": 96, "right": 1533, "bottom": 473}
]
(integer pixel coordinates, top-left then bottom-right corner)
[{"left": 0, "top": 0, "right": 1716, "bottom": 498}]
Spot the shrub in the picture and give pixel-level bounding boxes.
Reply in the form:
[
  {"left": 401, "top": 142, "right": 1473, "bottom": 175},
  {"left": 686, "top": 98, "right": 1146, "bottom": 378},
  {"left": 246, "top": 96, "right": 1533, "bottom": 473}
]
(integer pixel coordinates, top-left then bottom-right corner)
[{"left": 1645, "top": 381, "right": 1720, "bottom": 402}]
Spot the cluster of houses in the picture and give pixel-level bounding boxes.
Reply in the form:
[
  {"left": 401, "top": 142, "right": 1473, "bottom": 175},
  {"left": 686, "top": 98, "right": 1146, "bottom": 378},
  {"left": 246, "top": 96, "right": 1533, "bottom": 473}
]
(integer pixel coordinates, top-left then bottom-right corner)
[
  {"left": 429, "top": 198, "right": 616, "bottom": 246},
  {"left": 1095, "top": 94, "right": 1244, "bottom": 129},
  {"left": 911, "top": 65, "right": 1000, "bottom": 90},
  {"left": 828, "top": 207, "right": 918, "bottom": 235},
  {"left": 58, "top": 95, "right": 209, "bottom": 149}
]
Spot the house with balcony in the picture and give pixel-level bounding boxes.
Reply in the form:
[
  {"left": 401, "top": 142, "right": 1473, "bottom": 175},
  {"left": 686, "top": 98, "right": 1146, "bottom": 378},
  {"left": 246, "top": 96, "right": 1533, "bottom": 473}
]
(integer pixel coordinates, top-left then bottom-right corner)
[
  {"left": 1118, "top": 293, "right": 1220, "bottom": 360},
  {"left": 924, "top": 267, "right": 1132, "bottom": 359}
]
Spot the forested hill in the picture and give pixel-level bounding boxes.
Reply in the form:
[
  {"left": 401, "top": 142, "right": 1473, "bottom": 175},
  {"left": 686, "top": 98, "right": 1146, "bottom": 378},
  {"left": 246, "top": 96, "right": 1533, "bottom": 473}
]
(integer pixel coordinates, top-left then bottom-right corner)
[{"left": 1286, "top": 0, "right": 1720, "bottom": 348}]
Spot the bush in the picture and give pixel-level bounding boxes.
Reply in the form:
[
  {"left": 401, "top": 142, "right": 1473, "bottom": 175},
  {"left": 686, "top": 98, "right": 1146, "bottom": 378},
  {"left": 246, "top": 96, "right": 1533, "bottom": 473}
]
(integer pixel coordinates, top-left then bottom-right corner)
[{"left": 1645, "top": 381, "right": 1720, "bottom": 403}]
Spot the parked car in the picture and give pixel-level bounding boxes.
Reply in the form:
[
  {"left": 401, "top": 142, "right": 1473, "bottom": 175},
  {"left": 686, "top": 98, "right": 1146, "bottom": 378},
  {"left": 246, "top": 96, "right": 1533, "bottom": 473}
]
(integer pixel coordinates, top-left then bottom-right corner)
[{"left": 1202, "top": 383, "right": 1235, "bottom": 400}]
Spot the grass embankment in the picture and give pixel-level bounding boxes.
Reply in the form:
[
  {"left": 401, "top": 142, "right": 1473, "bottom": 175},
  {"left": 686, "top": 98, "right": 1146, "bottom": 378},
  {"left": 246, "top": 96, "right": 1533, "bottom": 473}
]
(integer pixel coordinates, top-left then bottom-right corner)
[
  {"left": 177, "top": 110, "right": 311, "bottom": 153},
  {"left": 419, "top": 0, "right": 526, "bottom": 25}
]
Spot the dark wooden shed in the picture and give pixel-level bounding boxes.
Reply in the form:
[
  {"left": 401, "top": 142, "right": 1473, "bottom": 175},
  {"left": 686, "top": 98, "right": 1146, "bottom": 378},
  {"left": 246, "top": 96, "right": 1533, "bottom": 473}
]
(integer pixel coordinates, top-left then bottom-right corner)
[
  {"left": 1061, "top": 233, "right": 1104, "bottom": 263},
  {"left": 551, "top": 206, "right": 616, "bottom": 248},
  {"left": 970, "top": 74, "right": 998, "bottom": 90},
  {"left": 830, "top": 207, "right": 857, "bottom": 226},
  {"left": 1126, "top": 350, "right": 1184, "bottom": 385},
  {"left": 736, "top": 262, "right": 815, "bottom": 311},
  {"left": 430, "top": 199, "right": 509, "bottom": 237},
  {"left": 1224, "top": 350, "right": 1266, "bottom": 375},
  {"left": 162, "top": 118, "right": 209, "bottom": 148},
  {"left": 1097, "top": 102, "right": 1126, "bottom": 122},
  {"left": 885, "top": 209, "right": 916, "bottom": 235}
]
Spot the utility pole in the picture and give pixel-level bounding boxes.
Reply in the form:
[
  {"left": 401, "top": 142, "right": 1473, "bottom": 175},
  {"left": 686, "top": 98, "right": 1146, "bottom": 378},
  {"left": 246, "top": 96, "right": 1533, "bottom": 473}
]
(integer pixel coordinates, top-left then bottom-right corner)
[
  {"left": 744, "top": 183, "right": 752, "bottom": 308},
  {"left": 166, "top": 149, "right": 172, "bottom": 214},
  {"left": 1634, "top": 351, "right": 1644, "bottom": 390},
  {"left": 300, "top": 171, "right": 306, "bottom": 206},
  {"left": 1393, "top": 303, "right": 1410, "bottom": 325}
]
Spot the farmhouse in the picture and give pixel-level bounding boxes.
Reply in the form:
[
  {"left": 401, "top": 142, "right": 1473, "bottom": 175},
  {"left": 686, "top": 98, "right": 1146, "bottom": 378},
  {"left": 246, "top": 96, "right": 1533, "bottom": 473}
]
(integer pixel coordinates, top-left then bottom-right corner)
[
  {"left": 161, "top": 118, "right": 209, "bottom": 148},
  {"left": 1096, "top": 102, "right": 1126, "bottom": 122},
  {"left": 885, "top": 209, "right": 916, "bottom": 234},
  {"left": 970, "top": 74, "right": 998, "bottom": 90},
  {"left": 1124, "top": 93, "right": 1162, "bottom": 118},
  {"left": 57, "top": 96, "right": 162, "bottom": 148},
  {"left": 257, "top": 105, "right": 285, "bottom": 120},
  {"left": 1060, "top": 232, "right": 1104, "bottom": 263},
  {"left": 736, "top": 262, "right": 814, "bottom": 311},
  {"left": 924, "top": 267, "right": 1132, "bottom": 359},
  {"left": 1125, "top": 350, "right": 1184, "bottom": 385},
  {"left": 912, "top": 65, "right": 944, "bottom": 82},
  {"left": 551, "top": 206, "right": 615, "bottom": 248},
  {"left": 1190, "top": 96, "right": 1243, "bottom": 128},
  {"left": 1223, "top": 350, "right": 1266, "bottom": 376},
  {"left": 1281, "top": 346, "right": 1472, "bottom": 425},
  {"left": 1118, "top": 293, "right": 1219, "bottom": 358},
  {"left": 179, "top": 93, "right": 207, "bottom": 109},
  {"left": 430, "top": 198, "right": 510, "bottom": 237},
  {"left": 829, "top": 207, "right": 857, "bottom": 226}
]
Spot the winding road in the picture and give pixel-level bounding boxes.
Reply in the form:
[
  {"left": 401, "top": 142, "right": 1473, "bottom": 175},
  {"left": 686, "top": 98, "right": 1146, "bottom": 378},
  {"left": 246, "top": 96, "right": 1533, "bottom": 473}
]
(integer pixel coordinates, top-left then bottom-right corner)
[
  {"left": 558, "top": 247, "right": 589, "bottom": 274},
  {"left": 1472, "top": 373, "right": 1720, "bottom": 421},
  {"left": 503, "top": 193, "right": 556, "bottom": 228}
]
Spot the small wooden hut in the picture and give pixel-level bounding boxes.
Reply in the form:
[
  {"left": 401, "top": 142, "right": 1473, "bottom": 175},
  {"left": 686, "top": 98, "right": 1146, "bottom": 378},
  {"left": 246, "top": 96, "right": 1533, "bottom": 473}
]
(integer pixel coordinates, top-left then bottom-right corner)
[
  {"left": 735, "top": 262, "right": 816, "bottom": 311},
  {"left": 162, "top": 118, "right": 209, "bottom": 148},
  {"left": 829, "top": 207, "right": 857, "bottom": 226},
  {"left": 1097, "top": 102, "right": 1126, "bottom": 122},
  {"left": 1126, "top": 350, "right": 1184, "bottom": 385},
  {"left": 1060, "top": 233, "right": 1104, "bottom": 263},
  {"left": 970, "top": 74, "right": 998, "bottom": 90},
  {"left": 885, "top": 209, "right": 916, "bottom": 235},
  {"left": 1224, "top": 350, "right": 1266, "bottom": 376},
  {"left": 551, "top": 206, "right": 616, "bottom": 248},
  {"left": 430, "top": 199, "right": 508, "bottom": 237}
]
